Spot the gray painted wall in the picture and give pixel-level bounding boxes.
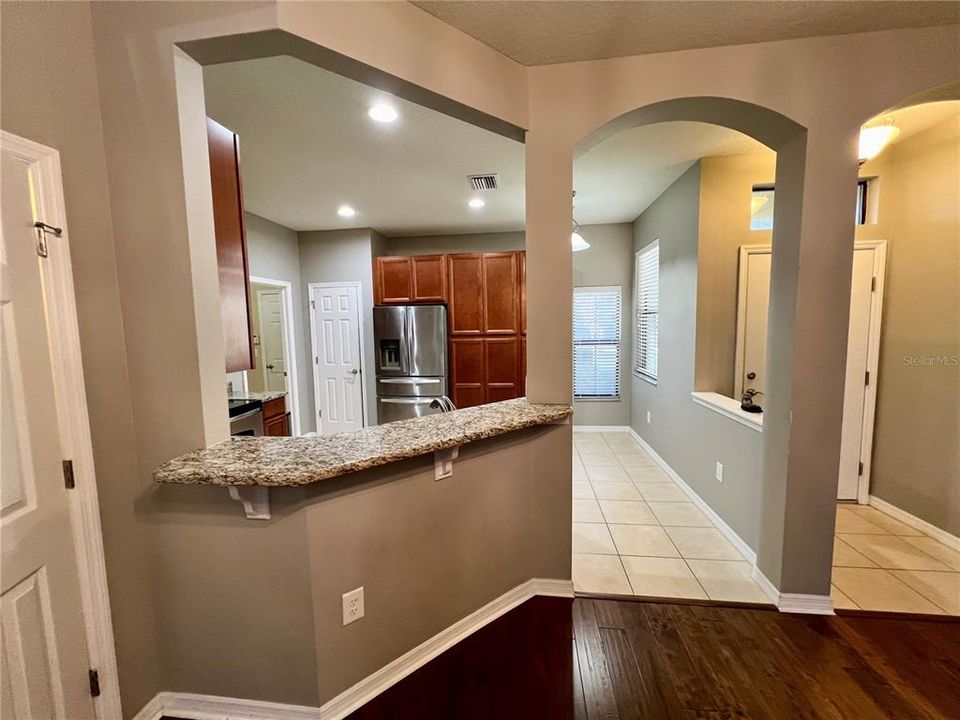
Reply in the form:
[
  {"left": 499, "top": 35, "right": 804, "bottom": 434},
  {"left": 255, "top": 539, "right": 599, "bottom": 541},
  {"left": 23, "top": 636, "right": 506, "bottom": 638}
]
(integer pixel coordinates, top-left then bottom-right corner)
[
  {"left": 246, "top": 213, "right": 312, "bottom": 434},
  {"left": 381, "top": 230, "right": 524, "bottom": 256},
  {"left": 298, "top": 228, "right": 380, "bottom": 426},
  {"left": 573, "top": 223, "right": 634, "bottom": 426},
  {"left": 630, "top": 163, "right": 765, "bottom": 553}
]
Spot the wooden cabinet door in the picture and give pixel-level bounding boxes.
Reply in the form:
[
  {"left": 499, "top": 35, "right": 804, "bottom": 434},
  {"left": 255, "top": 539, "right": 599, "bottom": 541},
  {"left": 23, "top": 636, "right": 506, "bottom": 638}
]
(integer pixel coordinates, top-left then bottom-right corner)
[
  {"left": 263, "top": 414, "right": 288, "bottom": 437},
  {"left": 485, "top": 336, "right": 520, "bottom": 403},
  {"left": 520, "top": 335, "right": 527, "bottom": 397},
  {"left": 375, "top": 257, "right": 414, "bottom": 304},
  {"left": 518, "top": 250, "right": 527, "bottom": 336},
  {"left": 482, "top": 252, "right": 519, "bottom": 335},
  {"left": 411, "top": 255, "right": 447, "bottom": 302},
  {"left": 450, "top": 337, "right": 485, "bottom": 409},
  {"left": 447, "top": 254, "right": 483, "bottom": 335},
  {"left": 207, "top": 117, "right": 254, "bottom": 372}
]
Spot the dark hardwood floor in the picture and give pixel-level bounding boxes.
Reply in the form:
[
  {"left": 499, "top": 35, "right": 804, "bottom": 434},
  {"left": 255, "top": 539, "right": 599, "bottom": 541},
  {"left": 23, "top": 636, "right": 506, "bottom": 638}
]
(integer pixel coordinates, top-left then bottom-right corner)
[{"left": 349, "top": 596, "right": 960, "bottom": 720}]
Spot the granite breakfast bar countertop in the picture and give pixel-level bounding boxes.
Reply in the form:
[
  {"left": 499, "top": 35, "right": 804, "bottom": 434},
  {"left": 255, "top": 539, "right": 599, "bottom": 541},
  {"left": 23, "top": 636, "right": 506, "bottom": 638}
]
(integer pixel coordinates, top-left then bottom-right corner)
[{"left": 154, "top": 398, "right": 572, "bottom": 487}]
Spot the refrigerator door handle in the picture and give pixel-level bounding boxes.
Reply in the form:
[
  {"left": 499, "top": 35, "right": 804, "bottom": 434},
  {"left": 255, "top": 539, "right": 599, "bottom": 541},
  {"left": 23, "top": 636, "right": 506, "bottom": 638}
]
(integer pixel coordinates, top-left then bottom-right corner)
[
  {"left": 405, "top": 307, "right": 416, "bottom": 376},
  {"left": 398, "top": 308, "right": 409, "bottom": 375}
]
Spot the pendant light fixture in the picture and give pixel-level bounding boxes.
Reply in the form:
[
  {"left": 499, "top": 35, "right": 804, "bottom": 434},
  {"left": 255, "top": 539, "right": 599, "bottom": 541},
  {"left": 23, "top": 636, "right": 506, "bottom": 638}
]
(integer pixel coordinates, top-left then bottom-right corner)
[{"left": 572, "top": 191, "right": 590, "bottom": 252}]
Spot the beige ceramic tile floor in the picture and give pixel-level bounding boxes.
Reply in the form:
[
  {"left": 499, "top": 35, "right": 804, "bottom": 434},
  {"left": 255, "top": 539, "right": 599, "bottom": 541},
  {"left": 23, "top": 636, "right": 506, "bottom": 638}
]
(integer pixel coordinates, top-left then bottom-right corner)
[
  {"left": 831, "top": 505, "right": 960, "bottom": 615},
  {"left": 573, "top": 430, "right": 960, "bottom": 615},
  {"left": 571, "top": 430, "right": 770, "bottom": 604}
]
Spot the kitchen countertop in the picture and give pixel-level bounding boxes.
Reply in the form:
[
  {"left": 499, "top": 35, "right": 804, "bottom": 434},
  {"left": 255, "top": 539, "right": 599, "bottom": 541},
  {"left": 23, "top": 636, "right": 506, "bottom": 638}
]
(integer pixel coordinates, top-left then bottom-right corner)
[
  {"left": 227, "top": 390, "right": 287, "bottom": 403},
  {"left": 154, "top": 398, "right": 571, "bottom": 487}
]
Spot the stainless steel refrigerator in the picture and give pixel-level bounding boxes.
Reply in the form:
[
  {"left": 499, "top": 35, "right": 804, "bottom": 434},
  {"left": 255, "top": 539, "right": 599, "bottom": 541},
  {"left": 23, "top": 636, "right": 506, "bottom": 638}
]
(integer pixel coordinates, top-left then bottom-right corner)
[{"left": 373, "top": 304, "right": 455, "bottom": 423}]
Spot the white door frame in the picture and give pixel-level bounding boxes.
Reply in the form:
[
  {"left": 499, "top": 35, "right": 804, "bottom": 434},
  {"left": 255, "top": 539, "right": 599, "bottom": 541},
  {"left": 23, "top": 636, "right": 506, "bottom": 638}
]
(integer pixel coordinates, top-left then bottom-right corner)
[
  {"left": 250, "top": 276, "right": 301, "bottom": 436},
  {"left": 735, "top": 240, "right": 887, "bottom": 504},
  {"left": 2, "top": 131, "right": 121, "bottom": 717},
  {"left": 307, "top": 281, "right": 369, "bottom": 433}
]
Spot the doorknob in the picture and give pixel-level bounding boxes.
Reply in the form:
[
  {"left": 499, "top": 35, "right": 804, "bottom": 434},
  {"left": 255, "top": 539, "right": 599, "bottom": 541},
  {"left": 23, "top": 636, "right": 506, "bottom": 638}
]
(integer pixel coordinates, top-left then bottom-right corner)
[
  {"left": 266, "top": 364, "right": 275, "bottom": 370},
  {"left": 348, "top": 368, "right": 359, "bottom": 375}
]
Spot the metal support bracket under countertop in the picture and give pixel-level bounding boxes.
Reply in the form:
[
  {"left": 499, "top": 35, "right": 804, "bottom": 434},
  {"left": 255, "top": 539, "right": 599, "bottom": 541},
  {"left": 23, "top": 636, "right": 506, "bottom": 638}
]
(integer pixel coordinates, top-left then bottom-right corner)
[
  {"left": 228, "top": 486, "right": 271, "bottom": 520},
  {"left": 434, "top": 446, "right": 459, "bottom": 481}
]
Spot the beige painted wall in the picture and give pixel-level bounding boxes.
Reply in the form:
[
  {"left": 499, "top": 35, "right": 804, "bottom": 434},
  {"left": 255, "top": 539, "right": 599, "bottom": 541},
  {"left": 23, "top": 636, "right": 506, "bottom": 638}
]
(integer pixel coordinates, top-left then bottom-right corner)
[
  {"left": 697, "top": 152, "right": 776, "bottom": 397},
  {"left": 858, "top": 116, "right": 960, "bottom": 535},
  {"left": 0, "top": 2, "right": 163, "bottom": 712},
  {"left": 573, "top": 223, "right": 635, "bottom": 427}
]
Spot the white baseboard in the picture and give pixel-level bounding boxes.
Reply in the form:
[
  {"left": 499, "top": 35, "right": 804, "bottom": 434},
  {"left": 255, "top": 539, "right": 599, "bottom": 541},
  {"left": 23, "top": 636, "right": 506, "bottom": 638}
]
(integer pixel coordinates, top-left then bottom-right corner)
[
  {"left": 869, "top": 495, "right": 960, "bottom": 551},
  {"left": 777, "top": 594, "right": 834, "bottom": 615},
  {"left": 573, "top": 425, "right": 631, "bottom": 433},
  {"left": 626, "top": 427, "right": 757, "bottom": 566},
  {"left": 132, "top": 577, "right": 573, "bottom": 720},
  {"left": 750, "top": 566, "right": 781, "bottom": 605},
  {"left": 750, "top": 567, "right": 833, "bottom": 615}
]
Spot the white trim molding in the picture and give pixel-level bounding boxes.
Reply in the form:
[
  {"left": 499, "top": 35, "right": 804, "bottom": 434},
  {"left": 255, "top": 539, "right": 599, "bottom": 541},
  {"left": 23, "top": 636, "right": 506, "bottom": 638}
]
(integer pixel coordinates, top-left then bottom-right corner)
[
  {"left": 690, "top": 392, "right": 762, "bottom": 433},
  {"left": 869, "top": 495, "right": 960, "bottom": 551},
  {"left": 777, "top": 594, "right": 835, "bottom": 615},
  {"left": 1, "top": 131, "right": 122, "bottom": 718},
  {"left": 250, "top": 275, "right": 302, "bottom": 437},
  {"left": 132, "top": 578, "right": 573, "bottom": 720},
  {"left": 572, "top": 425, "right": 632, "bottom": 433},
  {"left": 750, "top": 568, "right": 834, "bottom": 615},
  {"left": 626, "top": 428, "right": 757, "bottom": 565}
]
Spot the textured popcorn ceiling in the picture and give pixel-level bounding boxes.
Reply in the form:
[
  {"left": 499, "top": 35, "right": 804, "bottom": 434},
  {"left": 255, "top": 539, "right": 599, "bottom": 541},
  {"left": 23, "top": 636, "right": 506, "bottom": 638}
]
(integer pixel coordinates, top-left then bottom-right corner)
[{"left": 411, "top": 1, "right": 959, "bottom": 66}]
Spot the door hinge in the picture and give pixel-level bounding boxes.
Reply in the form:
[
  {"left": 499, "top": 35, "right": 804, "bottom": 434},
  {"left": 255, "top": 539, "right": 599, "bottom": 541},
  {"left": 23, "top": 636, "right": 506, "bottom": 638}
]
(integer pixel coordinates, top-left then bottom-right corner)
[
  {"left": 871, "top": 276, "right": 877, "bottom": 292},
  {"left": 865, "top": 371, "right": 870, "bottom": 386},
  {"left": 88, "top": 669, "right": 100, "bottom": 697},
  {"left": 314, "top": 356, "right": 319, "bottom": 365},
  {"left": 310, "top": 300, "right": 316, "bottom": 309},
  {"left": 858, "top": 461, "right": 864, "bottom": 476},
  {"left": 62, "top": 460, "right": 75, "bottom": 489}
]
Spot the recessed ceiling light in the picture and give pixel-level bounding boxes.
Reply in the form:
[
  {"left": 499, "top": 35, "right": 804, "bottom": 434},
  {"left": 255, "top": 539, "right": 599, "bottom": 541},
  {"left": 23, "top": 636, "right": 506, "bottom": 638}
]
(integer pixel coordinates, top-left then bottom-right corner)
[
  {"left": 468, "top": 197, "right": 486, "bottom": 209},
  {"left": 337, "top": 205, "right": 357, "bottom": 218},
  {"left": 368, "top": 103, "right": 398, "bottom": 123}
]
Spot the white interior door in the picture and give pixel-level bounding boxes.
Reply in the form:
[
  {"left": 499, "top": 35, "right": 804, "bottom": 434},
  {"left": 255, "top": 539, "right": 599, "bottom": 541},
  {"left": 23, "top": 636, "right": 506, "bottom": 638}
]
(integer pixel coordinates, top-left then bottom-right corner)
[
  {"left": 737, "top": 250, "right": 772, "bottom": 400},
  {"left": 310, "top": 284, "right": 364, "bottom": 434},
  {"left": 736, "top": 244, "right": 883, "bottom": 501},
  {"left": 837, "top": 249, "right": 877, "bottom": 500},
  {"left": 257, "top": 289, "right": 287, "bottom": 393},
  {"left": 1, "top": 143, "right": 94, "bottom": 719}
]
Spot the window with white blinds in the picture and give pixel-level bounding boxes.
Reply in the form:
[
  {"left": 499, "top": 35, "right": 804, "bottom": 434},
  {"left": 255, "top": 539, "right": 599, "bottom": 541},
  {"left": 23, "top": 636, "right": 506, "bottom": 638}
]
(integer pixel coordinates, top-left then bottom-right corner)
[
  {"left": 573, "top": 286, "right": 622, "bottom": 399},
  {"left": 634, "top": 241, "right": 659, "bottom": 381}
]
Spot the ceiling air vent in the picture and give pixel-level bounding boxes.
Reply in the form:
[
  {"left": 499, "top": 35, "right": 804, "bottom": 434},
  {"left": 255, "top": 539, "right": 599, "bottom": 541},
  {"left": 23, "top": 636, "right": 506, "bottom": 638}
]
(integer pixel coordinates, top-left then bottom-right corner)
[{"left": 468, "top": 173, "right": 499, "bottom": 191}]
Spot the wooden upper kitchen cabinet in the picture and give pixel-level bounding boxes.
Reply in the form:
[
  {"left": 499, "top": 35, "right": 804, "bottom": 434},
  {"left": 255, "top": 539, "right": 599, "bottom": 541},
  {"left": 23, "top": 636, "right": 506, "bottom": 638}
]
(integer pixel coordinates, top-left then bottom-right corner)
[
  {"left": 482, "top": 252, "right": 519, "bottom": 335},
  {"left": 411, "top": 255, "right": 447, "bottom": 302},
  {"left": 374, "top": 256, "right": 414, "bottom": 304},
  {"left": 207, "top": 117, "right": 254, "bottom": 373},
  {"left": 447, "top": 253, "right": 484, "bottom": 335},
  {"left": 374, "top": 255, "right": 448, "bottom": 304}
]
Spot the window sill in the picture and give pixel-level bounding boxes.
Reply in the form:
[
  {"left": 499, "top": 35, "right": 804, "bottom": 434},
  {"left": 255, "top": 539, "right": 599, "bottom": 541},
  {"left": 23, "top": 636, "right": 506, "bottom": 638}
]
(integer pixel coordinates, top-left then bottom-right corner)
[
  {"left": 634, "top": 372, "right": 658, "bottom": 387},
  {"left": 690, "top": 392, "right": 763, "bottom": 433}
]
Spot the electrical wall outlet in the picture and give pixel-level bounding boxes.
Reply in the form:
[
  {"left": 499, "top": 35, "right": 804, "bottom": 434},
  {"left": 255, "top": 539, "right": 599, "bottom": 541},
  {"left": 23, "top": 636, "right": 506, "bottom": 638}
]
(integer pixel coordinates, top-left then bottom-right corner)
[
  {"left": 715, "top": 461, "right": 724, "bottom": 483},
  {"left": 646, "top": 410, "right": 652, "bottom": 425},
  {"left": 342, "top": 587, "right": 364, "bottom": 626}
]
